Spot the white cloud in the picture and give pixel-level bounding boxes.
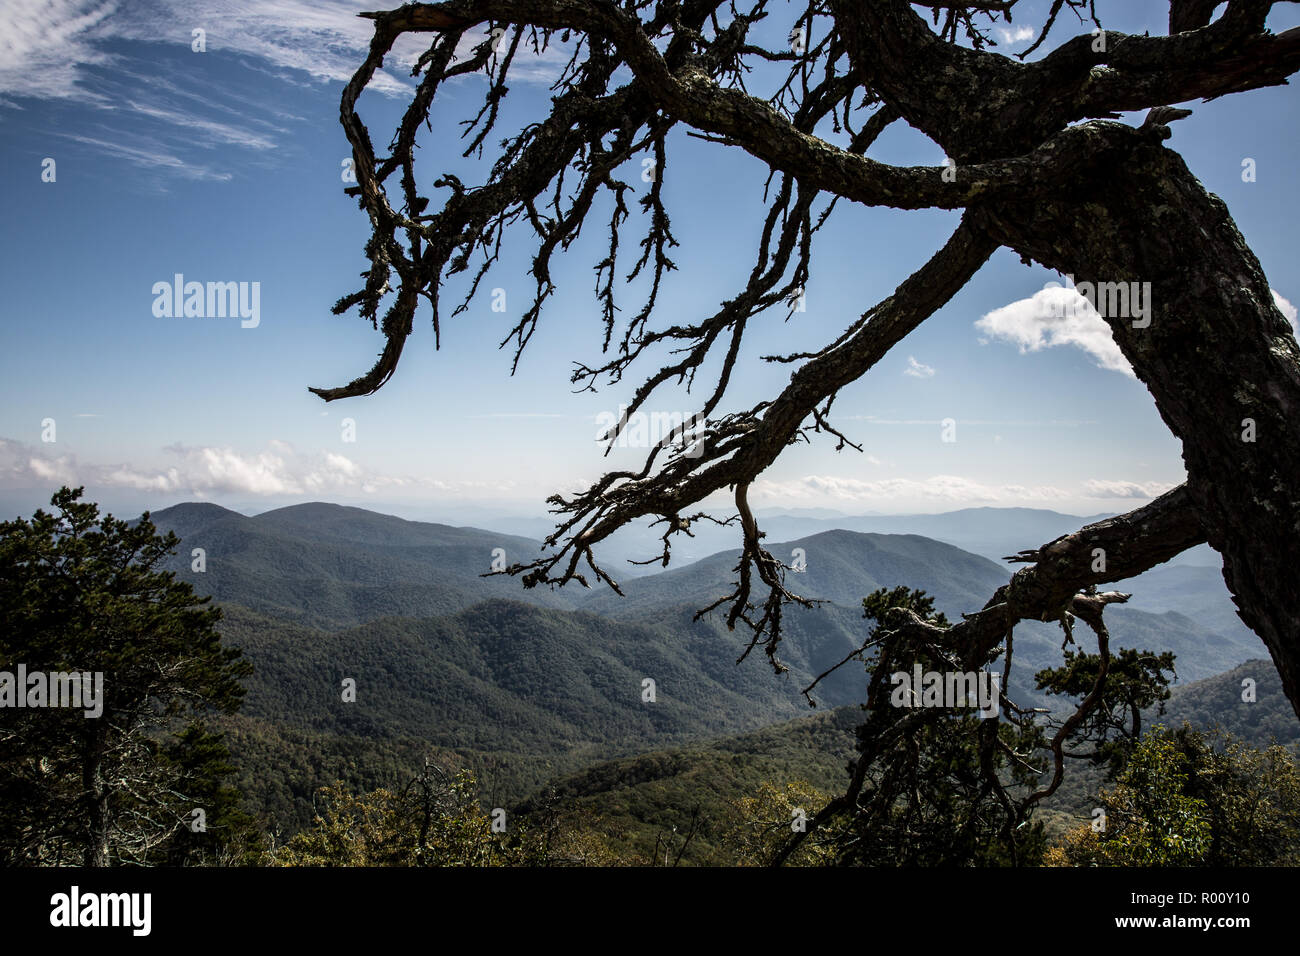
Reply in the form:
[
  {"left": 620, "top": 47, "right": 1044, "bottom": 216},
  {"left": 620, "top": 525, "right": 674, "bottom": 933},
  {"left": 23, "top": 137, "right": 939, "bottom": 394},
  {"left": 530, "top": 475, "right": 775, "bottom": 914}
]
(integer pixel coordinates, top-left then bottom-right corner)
[
  {"left": 52, "top": 132, "right": 234, "bottom": 181},
  {"left": 980, "top": 285, "right": 1298, "bottom": 374},
  {"left": 26, "top": 455, "right": 79, "bottom": 485},
  {"left": 904, "top": 356, "right": 935, "bottom": 378},
  {"left": 747, "top": 473, "right": 1178, "bottom": 508},
  {"left": 750, "top": 474, "right": 1071, "bottom": 504},
  {"left": 0, "top": 2, "right": 568, "bottom": 102},
  {"left": 1272, "top": 289, "right": 1297, "bottom": 331},
  {"left": 1082, "top": 479, "right": 1177, "bottom": 499},
  {"left": 1, "top": 2, "right": 390, "bottom": 103},
  {"left": 996, "top": 25, "right": 1036, "bottom": 45},
  {"left": 0, "top": 438, "right": 515, "bottom": 499},
  {"left": 0, "top": 0, "right": 117, "bottom": 102},
  {"left": 842, "top": 415, "right": 1096, "bottom": 426},
  {"left": 976, "top": 283, "right": 1135, "bottom": 376},
  {"left": 0, "top": 1, "right": 571, "bottom": 176},
  {"left": 121, "top": 99, "right": 277, "bottom": 150}
]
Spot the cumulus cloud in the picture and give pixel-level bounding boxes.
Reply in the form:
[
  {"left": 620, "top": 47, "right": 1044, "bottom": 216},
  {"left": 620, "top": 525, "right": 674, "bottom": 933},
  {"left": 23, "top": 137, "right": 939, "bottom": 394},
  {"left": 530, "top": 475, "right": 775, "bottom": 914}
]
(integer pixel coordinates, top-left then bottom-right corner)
[
  {"left": 0, "top": 438, "right": 516, "bottom": 499},
  {"left": 25, "top": 454, "right": 79, "bottom": 486},
  {"left": 996, "top": 25, "right": 1036, "bottom": 44},
  {"left": 976, "top": 283, "right": 1135, "bottom": 376},
  {"left": 904, "top": 356, "right": 935, "bottom": 378},
  {"left": 1272, "top": 290, "right": 1297, "bottom": 331},
  {"left": 981, "top": 284, "right": 1299, "bottom": 375}
]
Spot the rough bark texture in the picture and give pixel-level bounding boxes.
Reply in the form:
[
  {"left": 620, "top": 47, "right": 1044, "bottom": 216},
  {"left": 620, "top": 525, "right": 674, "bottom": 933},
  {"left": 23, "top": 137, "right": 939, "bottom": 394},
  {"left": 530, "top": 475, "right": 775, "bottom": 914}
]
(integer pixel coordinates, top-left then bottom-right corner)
[
  {"left": 836, "top": 0, "right": 1300, "bottom": 713},
  {"left": 983, "top": 128, "right": 1300, "bottom": 709}
]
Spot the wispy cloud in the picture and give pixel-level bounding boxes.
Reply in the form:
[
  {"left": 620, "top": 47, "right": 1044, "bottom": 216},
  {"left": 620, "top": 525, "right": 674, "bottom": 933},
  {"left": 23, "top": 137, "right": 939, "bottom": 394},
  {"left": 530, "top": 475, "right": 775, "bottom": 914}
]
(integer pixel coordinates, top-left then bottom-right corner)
[
  {"left": 1, "top": 2, "right": 570, "bottom": 102},
  {"left": 748, "top": 473, "right": 1178, "bottom": 506},
  {"left": 2, "top": 2, "right": 393, "bottom": 103},
  {"left": 750, "top": 474, "right": 1072, "bottom": 504},
  {"left": 120, "top": 99, "right": 277, "bottom": 150},
  {"left": 0, "top": 0, "right": 118, "bottom": 103},
  {"left": 470, "top": 413, "right": 569, "bottom": 419},
  {"left": 1082, "top": 478, "right": 1177, "bottom": 499},
  {"left": 52, "top": 131, "right": 234, "bottom": 181},
  {"left": 903, "top": 356, "right": 935, "bottom": 378},
  {"left": 840, "top": 416, "right": 1097, "bottom": 426},
  {"left": 0, "top": 1, "right": 571, "bottom": 178}
]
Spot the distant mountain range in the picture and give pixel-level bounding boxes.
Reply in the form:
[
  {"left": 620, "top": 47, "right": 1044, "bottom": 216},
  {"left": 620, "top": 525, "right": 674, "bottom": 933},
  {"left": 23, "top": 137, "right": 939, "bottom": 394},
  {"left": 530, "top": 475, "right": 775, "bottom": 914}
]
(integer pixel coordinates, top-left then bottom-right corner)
[
  {"left": 136, "top": 500, "right": 1271, "bottom": 832},
  {"left": 468, "top": 504, "right": 1222, "bottom": 571},
  {"left": 149, "top": 499, "right": 1262, "bottom": 684},
  {"left": 148, "top": 501, "right": 576, "bottom": 627}
]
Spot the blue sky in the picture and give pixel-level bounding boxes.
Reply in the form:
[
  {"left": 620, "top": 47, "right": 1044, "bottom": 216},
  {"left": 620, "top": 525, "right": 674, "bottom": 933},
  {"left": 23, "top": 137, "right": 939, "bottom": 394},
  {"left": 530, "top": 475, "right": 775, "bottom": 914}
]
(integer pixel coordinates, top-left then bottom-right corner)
[{"left": 1, "top": 0, "right": 1298, "bottom": 524}]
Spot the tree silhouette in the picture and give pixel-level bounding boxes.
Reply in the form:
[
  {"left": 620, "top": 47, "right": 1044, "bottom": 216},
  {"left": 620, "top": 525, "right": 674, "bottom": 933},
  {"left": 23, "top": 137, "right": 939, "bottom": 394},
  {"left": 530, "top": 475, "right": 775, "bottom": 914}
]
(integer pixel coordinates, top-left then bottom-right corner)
[{"left": 315, "top": 0, "right": 1300, "bottom": 853}]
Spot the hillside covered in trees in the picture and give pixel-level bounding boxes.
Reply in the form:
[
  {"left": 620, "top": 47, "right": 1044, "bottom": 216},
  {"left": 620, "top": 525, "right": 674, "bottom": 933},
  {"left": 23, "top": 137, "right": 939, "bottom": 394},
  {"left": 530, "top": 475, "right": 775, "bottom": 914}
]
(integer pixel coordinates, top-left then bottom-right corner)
[{"left": 7, "top": 489, "right": 1293, "bottom": 866}]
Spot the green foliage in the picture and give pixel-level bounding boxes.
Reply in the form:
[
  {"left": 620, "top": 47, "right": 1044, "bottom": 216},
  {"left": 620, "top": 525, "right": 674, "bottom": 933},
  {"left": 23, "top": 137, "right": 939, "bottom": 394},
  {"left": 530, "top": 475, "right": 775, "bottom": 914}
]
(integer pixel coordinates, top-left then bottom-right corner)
[
  {"left": 149, "top": 501, "right": 575, "bottom": 630},
  {"left": 141, "top": 500, "right": 1275, "bottom": 851},
  {"left": 273, "top": 772, "right": 503, "bottom": 866},
  {"left": 0, "top": 487, "right": 252, "bottom": 865},
  {"left": 1101, "top": 728, "right": 1212, "bottom": 865},
  {"left": 844, "top": 586, "right": 1050, "bottom": 865},
  {"left": 1049, "top": 725, "right": 1300, "bottom": 866},
  {"left": 1036, "top": 657, "right": 1299, "bottom": 826},
  {"left": 516, "top": 706, "right": 861, "bottom": 864},
  {"left": 1160, "top": 659, "right": 1299, "bottom": 754},
  {"left": 720, "top": 781, "right": 834, "bottom": 866},
  {"left": 271, "top": 765, "right": 619, "bottom": 866},
  {"left": 211, "top": 595, "right": 876, "bottom": 836},
  {"left": 840, "top": 714, "right": 1049, "bottom": 866},
  {"left": 1167, "top": 726, "right": 1300, "bottom": 865},
  {"left": 5, "top": 495, "right": 1282, "bottom": 868},
  {"left": 159, "top": 721, "right": 265, "bottom": 865},
  {"left": 862, "top": 585, "right": 950, "bottom": 630},
  {"left": 1035, "top": 647, "right": 1177, "bottom": 776}
]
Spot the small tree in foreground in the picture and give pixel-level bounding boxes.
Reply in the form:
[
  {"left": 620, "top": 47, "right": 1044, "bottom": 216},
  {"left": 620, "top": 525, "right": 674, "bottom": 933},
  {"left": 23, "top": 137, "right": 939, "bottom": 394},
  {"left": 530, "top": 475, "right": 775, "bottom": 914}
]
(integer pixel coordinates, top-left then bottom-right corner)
[{"left": 1047, "top": 725, "right": 1300, "bottom": 866}]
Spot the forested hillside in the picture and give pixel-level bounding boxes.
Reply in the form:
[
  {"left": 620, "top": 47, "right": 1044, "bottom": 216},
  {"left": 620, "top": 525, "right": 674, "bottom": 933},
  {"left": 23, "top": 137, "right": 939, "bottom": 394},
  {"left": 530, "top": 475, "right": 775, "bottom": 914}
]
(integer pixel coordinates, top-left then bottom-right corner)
[{"left": 137, "top": 502, "right": 1279, "bottom": 840}]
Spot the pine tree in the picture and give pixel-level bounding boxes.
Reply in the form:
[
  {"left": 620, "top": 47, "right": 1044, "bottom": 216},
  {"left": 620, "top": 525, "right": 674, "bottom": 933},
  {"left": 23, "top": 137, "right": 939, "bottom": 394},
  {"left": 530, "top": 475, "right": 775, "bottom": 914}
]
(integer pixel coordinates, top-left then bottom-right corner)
[{"left": 0, "top": 486, "right": 253, "bottom": 865}]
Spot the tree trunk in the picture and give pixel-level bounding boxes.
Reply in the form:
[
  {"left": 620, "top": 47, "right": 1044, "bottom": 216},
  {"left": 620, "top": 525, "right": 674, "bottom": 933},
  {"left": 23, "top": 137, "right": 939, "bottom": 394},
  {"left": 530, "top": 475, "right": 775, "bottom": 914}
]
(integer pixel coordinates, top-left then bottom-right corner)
[
  {"left": 980, "top": 122, "right": 1300, "bottom": 714},
  {"left": 82, "top": 739, "right": 110, "bottom": 867}
]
